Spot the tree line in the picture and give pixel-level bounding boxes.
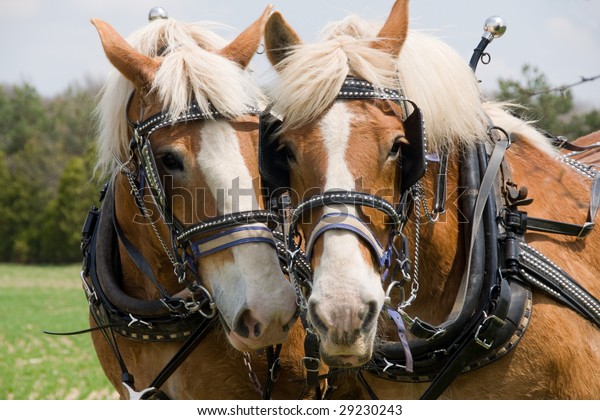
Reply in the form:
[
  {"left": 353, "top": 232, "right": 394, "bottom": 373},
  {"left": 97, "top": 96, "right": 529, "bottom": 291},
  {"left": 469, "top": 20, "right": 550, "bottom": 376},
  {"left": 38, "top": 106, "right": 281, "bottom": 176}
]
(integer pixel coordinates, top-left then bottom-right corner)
[
  {"left": 0, "top": 66, "right": 598, "bottom": 264},
  {"left": 0, "top": 82, "right": 101, "bottom": 263}
]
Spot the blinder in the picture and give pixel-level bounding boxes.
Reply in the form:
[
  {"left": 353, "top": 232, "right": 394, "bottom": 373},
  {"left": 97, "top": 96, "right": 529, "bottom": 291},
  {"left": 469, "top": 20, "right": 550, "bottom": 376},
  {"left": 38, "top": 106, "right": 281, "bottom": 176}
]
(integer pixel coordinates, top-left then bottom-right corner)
[
  {"left": 400, "top": 105, "right": 426, "bottom": 193},
  {"left": 258, "top": 114, "right": 288, "bottom": 200},
  {"left": 258, "top": 76, "right": 427, "bottom": 202},
  {"left": 139, "top": 138, "right": 169, "bottom": 218}
]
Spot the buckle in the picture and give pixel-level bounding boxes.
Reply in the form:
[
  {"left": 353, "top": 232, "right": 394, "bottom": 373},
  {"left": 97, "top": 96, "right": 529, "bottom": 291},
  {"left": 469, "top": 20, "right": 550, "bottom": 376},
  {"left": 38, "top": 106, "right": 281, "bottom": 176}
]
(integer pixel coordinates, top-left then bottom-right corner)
[
  {"left": 302, "top": 357, "right": 321, "bottom": 373},
  {"left": 80, "top": 206, "right": 100, "bottom": 251},
  {"left": 400, "top": 311, "right": 446, "bottom": 341},
  {"left": 501, "top": 209, "right": 527, "bottom": 234},
  {"left": 554, "top": 136, "right": 569, "bottom": 149},
  {"left": 474, "top": 313, "right": 506, "bottom": 350},
  {"left": 577, "top": 222, "right": 595, "bottom": 239}
]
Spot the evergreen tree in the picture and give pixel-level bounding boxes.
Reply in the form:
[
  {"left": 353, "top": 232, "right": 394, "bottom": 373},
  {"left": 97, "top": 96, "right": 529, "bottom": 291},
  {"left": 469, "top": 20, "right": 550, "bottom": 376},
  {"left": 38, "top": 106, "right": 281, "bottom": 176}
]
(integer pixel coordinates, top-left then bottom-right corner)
[
  {"left": 0, "top": 81, "right": 100, "bottom": 263},
  {"left": 0, "top": 84, "right": 48, "bottom": 154},
  {"left": 40, "top": 153, "right": 99, "bottom": 263},
  {"left": 0, "top": 151, "right": 13, "bottom": 260}
]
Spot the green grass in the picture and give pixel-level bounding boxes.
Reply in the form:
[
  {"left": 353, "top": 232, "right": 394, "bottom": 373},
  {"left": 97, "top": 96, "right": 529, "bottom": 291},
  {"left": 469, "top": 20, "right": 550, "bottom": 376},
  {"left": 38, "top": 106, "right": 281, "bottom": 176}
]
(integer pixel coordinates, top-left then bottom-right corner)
[{"left": 0, "top": 264, "right": 117, "bottom": 399}]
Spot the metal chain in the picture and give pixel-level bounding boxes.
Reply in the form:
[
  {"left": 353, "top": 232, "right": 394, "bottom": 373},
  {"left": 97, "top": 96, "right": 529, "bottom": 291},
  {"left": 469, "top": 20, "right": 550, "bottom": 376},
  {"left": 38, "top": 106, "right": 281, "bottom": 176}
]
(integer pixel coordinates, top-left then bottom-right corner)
[
  {"left": 399, "top": 188, "right": 421, "bottom": 310},
  {"left": 114, "top": 156, "right": 221, "bottom": 319},
  {"left": 243, "top": 352, "right": 263, "bottom": 396},
  {"left": 395, "top": 179, "right": 443, "bottom": 309},
  {"left": 414, "top": 180, "right": 439, "bottom": 224},
  {"left": 286, "top": 233, "right": 310, "bottom": 312},
  {"left": 279, "top": 198, "right": 311, "bottom": 312},
  {"left": 122, "top": 166, "right": 183, "bottom": 281}
]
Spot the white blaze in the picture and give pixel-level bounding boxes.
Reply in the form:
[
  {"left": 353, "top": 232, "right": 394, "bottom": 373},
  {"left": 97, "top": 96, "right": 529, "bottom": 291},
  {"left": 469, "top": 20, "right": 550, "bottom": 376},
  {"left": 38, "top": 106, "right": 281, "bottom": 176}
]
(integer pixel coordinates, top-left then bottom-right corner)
[
  {"left": 311, "top": 102, "right": 383, "bottom": 334},
  {"left": 196, "top": 121, "right": 295, "bottom": 339}
]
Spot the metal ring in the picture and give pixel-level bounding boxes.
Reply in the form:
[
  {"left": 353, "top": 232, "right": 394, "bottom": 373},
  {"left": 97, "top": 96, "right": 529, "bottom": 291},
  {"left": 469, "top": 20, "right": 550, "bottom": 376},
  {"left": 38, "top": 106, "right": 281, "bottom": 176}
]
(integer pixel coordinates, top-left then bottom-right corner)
[
  {"left": 489, "top": 125, "right": 511, "bottom": 146},
  {"left": 428, "top": 210, "right": 440, "bottom": 223},
  {"left": 384, "top": 281, "right": 405, "bottom": 309},
  {"left": 196, "top": 285, "right": 218, "bottom": 319},
  {"left": 269, "top": 358, "right": 281, "bottom": 382},
  {"left": 481, "top": 52, "right": 491, "bottom": 65}
]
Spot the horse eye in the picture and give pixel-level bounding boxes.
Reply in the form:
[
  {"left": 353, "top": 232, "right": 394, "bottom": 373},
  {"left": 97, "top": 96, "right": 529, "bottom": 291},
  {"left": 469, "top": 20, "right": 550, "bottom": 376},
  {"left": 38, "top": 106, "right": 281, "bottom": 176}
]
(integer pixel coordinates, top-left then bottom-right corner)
[
  {"left": 389, "top": 136, "right": 405, "bottom": 157},
  {"left": 160, "top": 153, "right": 184, "bottom": 171},
  {"left": 284, "top": 145, "right": 296, "bottom": 163}
]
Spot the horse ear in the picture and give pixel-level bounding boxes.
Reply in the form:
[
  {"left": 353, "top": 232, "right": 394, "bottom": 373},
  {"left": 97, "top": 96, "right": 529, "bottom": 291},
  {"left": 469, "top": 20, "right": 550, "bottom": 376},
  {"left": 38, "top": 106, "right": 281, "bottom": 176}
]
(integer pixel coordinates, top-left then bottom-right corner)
[
  {"left": 371, "top": 0, "right": 410, "bottom": 56},
  {"left": 219, "top": 4, "right": 274, "bottom": 69},
  {"left": 264, "top": 11, "right": 302, "bottom": 67},
  {"left": 91, "top": 18, "right": 160, "bottom": 89}
]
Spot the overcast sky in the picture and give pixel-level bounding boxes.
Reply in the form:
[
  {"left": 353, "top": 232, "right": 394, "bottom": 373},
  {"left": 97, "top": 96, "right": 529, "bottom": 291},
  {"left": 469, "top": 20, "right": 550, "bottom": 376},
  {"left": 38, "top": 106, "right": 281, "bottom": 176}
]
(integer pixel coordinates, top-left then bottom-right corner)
[{"left": 2, "top": 0, "right": 599, "bottom": 108}]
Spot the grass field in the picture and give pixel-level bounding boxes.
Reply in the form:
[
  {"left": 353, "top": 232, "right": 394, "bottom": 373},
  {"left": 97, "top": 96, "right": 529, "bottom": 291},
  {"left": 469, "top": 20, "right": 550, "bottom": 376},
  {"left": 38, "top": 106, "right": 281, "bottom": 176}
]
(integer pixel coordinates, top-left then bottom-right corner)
[{"left": 0, "top": 264, "right": 118, "bottom": 399}]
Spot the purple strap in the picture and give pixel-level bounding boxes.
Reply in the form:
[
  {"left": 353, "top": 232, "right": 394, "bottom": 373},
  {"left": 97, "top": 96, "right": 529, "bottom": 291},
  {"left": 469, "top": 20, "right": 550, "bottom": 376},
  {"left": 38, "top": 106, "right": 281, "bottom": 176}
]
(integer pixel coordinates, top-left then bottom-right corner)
[
  {"left": 306, "top": 212, "right": 385, "bottom": 263},
  {"left": 386, "top": 308, "right": 414, "bottom": 373},
  {"left": 191, "top": 225, "right": 276, "bottom": 258}
]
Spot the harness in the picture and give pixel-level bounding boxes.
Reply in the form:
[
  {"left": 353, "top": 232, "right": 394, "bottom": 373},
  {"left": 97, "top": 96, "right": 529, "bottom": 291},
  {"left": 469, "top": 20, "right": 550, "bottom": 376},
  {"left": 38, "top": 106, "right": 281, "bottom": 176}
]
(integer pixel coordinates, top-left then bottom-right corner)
[
  {"left": 77, "top": 97, "right": 291, "bottom": 399},
  {"left": 259, "top": 76, "right": 600, "bottom": 400}
]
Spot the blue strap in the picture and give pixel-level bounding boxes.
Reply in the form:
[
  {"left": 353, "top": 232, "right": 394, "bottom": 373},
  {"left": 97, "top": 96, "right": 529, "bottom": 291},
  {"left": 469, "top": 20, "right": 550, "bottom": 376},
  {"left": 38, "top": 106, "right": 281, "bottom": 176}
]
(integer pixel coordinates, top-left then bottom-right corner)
[
  {"left": 386, "top": 308, "right": 414, "bottom": 373},
  {"left": 306, "top": 212, "right": 385, "bottom": 264},
  {"left": 191, "top": 225, "right": 276, "bottom": 258}
]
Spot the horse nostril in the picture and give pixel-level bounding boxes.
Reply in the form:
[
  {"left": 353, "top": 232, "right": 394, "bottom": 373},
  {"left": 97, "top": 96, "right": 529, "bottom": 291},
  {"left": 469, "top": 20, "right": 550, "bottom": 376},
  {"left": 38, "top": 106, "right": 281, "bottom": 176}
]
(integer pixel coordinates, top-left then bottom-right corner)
[
  {"left": 359, "top": 300, "right": 380, "bottom": 330},
  {"left": 233, "top": 309, "right": 262, "bottom": 338},
  {"left": 308, "top": 300, "right": 330, "bottom": 333}
]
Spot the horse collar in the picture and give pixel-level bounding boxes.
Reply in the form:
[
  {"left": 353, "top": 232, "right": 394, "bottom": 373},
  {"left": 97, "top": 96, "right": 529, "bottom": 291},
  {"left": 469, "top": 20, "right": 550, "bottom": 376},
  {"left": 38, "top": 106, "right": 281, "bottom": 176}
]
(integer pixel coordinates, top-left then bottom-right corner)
[
  {"left": 81, "top": 181, "right": 215, "bottom": 341},
  {"left": 368, "top": 139, "right": 533, "bottom": 393}
]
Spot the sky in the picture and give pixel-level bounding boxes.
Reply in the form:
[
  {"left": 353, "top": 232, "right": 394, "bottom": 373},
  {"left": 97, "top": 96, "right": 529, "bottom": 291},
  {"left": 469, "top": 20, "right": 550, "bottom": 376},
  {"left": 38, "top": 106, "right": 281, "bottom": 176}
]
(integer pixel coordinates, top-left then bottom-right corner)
[{"left": 2, "top": 0, "right": 599, "bottom": 108}]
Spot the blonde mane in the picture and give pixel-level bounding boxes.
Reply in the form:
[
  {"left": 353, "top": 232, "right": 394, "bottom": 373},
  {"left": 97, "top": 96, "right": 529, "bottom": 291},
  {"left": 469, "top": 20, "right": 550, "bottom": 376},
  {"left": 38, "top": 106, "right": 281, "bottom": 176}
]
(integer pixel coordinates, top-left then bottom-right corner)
[
  {"left": 95, "top": 18, "right": 264, "bottom": 176},
  {"left": 268, "top": 15, "right": 556, "bottom": 154}
]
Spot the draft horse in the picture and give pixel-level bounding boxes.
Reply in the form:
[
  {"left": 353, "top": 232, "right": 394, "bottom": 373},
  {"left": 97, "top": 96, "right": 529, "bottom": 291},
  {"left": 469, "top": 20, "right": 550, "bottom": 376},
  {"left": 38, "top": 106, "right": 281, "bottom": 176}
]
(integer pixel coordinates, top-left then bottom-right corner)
[
  {"left": 82, "top": 8, "right": 308, "bottom": 399},
  {"left": 261, "top": 0, "right": 600, "bottom": 399}
]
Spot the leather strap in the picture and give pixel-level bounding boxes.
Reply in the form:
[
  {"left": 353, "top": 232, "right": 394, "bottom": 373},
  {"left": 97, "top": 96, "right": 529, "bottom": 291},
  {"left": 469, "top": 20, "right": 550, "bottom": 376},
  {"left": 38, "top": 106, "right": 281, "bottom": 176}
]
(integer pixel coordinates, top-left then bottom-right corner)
[
  {"left": 517, "top": 242, "right": 600, "bottom": 327},
  {"left": 401, "top": 138, "right": 510, "bottom": 339},
  {"left": 419, "top": 282, "right": 510, "bottom": 400},
  {"left": 524, "top": 216, "right": 595, "bottom": 238},
  {"left": 419, "top": 140, "right": 510, "bottom": 400},
  {"left": 510, "top": 172, "right": 599, "bottom": 239},
  {"left": 262, "top": 344, "right": 283, "bottom": 400},
  {"left": 148, "top": 317, "right": 219, "bottom": 394},
  {"left": 301, "top": 312, "right": 323, "bottom": 399},
  {"left": 191, "top": 224, "right": 277, "bottom": 258},
  {"left": 552, "top": 135, "right": 600, "bottom": 153},
  {"left": 433, "top": 152, "right": 449, "bottom": 214},
  {"left": 305, "top": 212, "right": 385, "bottom": 263}
]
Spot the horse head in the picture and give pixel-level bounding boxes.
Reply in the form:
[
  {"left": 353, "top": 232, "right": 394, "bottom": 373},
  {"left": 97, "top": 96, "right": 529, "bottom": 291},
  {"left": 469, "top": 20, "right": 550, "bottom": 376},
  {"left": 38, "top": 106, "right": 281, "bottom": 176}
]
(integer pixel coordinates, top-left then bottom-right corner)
[
  {"left": 262, "top": 0, "right": 419, "bottom": 367},
  {"left": 93, "top": 7, "right": 297, "bottom": 353}
]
